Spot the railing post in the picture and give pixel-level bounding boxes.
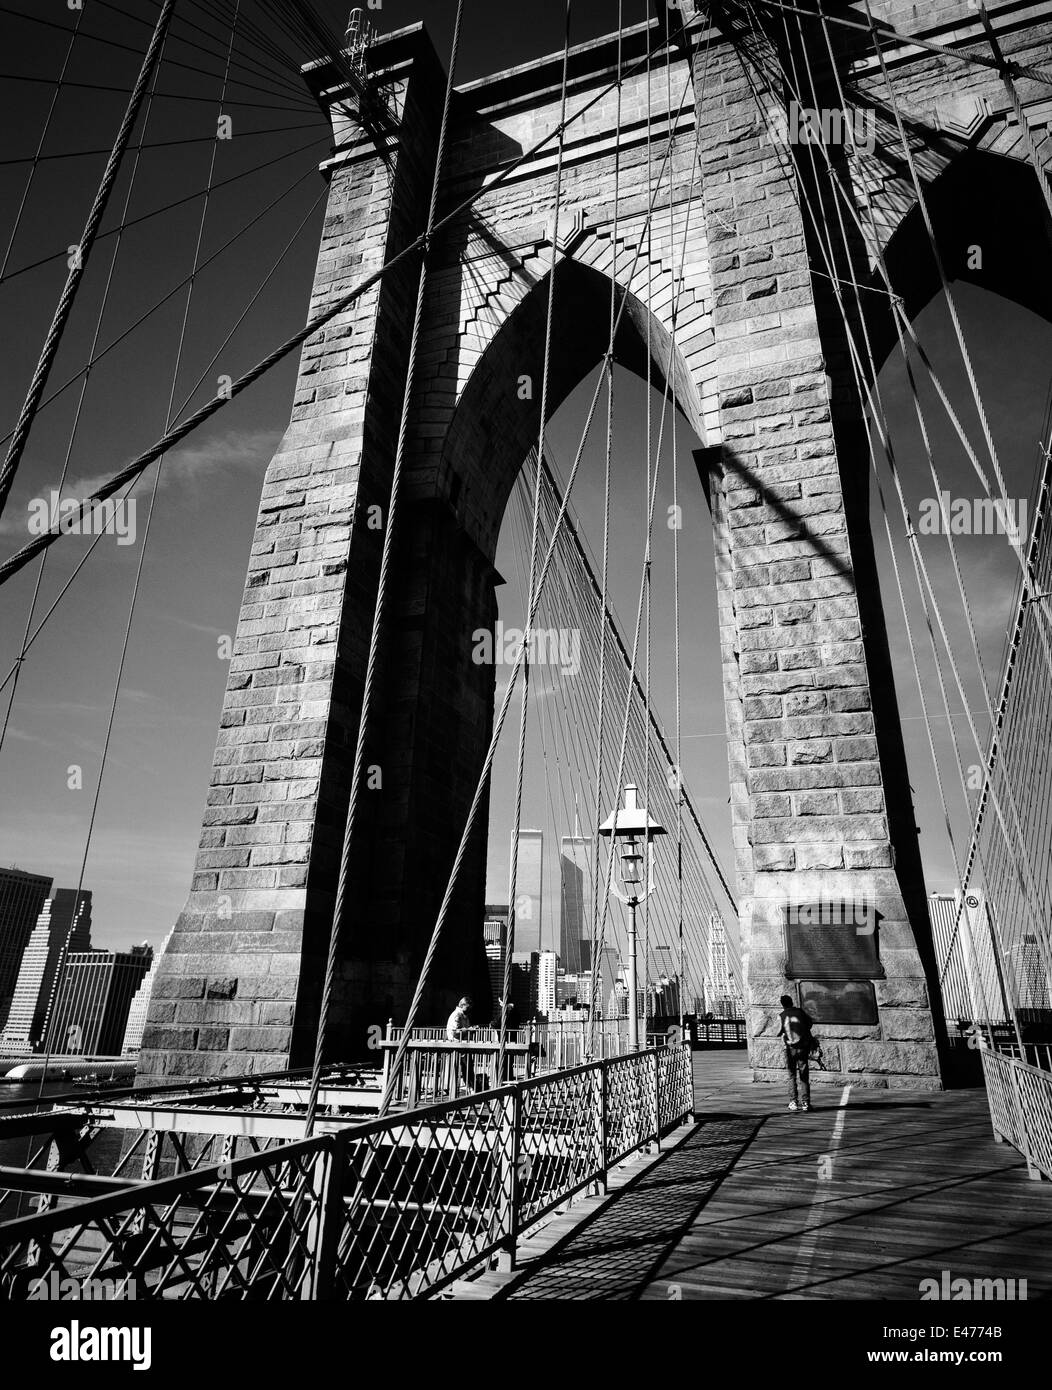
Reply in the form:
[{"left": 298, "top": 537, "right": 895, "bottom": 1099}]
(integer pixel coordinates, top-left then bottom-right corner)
[
  {"left": 1009, "top": 1059, "right": 1042, "bottom": 1181},
  {"left": 497, "top": 1089, "right": 520, "bottom": 1272},
  {"left": 302, "top": 1136, "right": 344, "bottom": 1300},
  {"left": 653, "top": 1049, "right": 662, "bottom": 1151},
  {"left": 598, "top": 1060, "right": 609, "bottom": 1192}
]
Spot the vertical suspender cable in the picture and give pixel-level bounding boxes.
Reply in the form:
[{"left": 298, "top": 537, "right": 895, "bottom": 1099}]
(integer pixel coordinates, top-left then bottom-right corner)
[
  {"left": 32, "top": 0, "right": 244, "bottom": 1099},
  {"left": 498, "top": 0, "right": 574, "bottom": 1086},
  {"left": 0, "top": 0, "right": 177, "bottom": 522},
  {"left": 381, "top": 96, "right": 697, "bottom": 1109},
  {"left": 0, "top": 20, "right": 170, "bottom": 762},
  {"left": 0, "top": 12, "right": 714, "bottom": 592},
  {"left": 588, "top": 0, "right": 623, "bottom": 1050},
  {"left": 309, "top": 1, "right": 466, "bottom": 1133},
  {"left": 666, "top": 1, "right": 685, "bottom": 1032},
  {"left": 768, "top": 1, "right": 1024, "bottom": 1035}
]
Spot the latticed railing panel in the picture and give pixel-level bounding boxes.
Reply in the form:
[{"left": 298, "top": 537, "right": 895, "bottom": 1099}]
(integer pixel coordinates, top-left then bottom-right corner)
[
  {"left": 332, "top": 1093, "right": 512, "bottom": 1300},
  {"left": 658, "top": 1046, "right": 692, "bottom": 1131},
  {"left": 604, "top": 1053, "right": 657, "bottom": 1165},
  {"left": 1012, "top": 1061, "right": 1052, "bottom": 1180},
  {"left": 0, "top": 1141, "right": 325, "bottom": 1301},
  {"left": 1, "top": 1046, "right": 694, "bottom": 1301},
  {"left": 518, "top": 1067, "right": 601, "bottom": 1226},
  {"left": 982, "top": 1049, "right": 1022, "bottom": 1149}
]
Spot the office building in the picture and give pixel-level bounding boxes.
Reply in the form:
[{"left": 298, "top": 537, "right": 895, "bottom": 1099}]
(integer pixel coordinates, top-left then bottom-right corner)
[
  {"left": 509, "top": 950, "right": 538, "bottom": 1021},
  {"left": 559, "top": 834, "right": 591, "bottom": 974},
  {"left": 512, "top": 829, "right": 544, "bottom": 955},
  {"left": 0, "top": 867, "right": 53, "bottom": 1031},
  {"left": 1005, "top": 934, "right": 1051, "bottom": 1014},
  {"left": 44, "top": 945, "right": 153, "bottom": 1056},
  {"left": 0, "top": 889, "right": 92, "bottom": 1055},
  {"left": 706, "top": 914, "right": 743, "bottom": 1018},
  {"left": 928, "top": 892, "right": 1010, "bottom": 1025},
  {"left": 536, "top": 949, "right": 558, "bottom": 1019},
  {"left": 482, "top": 905, "right": 508, "bottom": 1020},
  {"left": 122, "top": 928, "right": 173, "bottom": 1056}
]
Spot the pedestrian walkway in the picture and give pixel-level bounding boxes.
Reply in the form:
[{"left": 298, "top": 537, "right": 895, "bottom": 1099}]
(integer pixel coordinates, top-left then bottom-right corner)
[{"left": 463, "top": 1051, "right": 1052, "bottom": 1300}]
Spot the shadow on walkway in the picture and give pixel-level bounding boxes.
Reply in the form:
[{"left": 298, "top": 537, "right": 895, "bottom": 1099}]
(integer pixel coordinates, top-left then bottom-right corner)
[{"left": 498, "top": 1116, "right": 764, "bottom": 1301}]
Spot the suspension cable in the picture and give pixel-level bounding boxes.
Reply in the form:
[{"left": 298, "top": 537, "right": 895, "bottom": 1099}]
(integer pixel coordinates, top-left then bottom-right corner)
[
  {"left": 0, "top": 0, "right": 177, "bottom": 522},
  {"left": 0, "top": 18, "right": 172, "bottom": 761},
  {"left": 0, "top": 8, "right": 712, "bottom": 590},
  {"left": 0, "top": 2, "right": 85, "bottom": 281},
  {"left": 30, "top": 0, "right": 242, "bottom": 1097},
  {"left": 379, "top": 70, "right": 701, "bottom": 1109},
  {"left": 497, "top": 0, "right": 574, "bottom": 1089},
  {"left": 305, "top": 0, "right": 466, "bottom": 1135}
]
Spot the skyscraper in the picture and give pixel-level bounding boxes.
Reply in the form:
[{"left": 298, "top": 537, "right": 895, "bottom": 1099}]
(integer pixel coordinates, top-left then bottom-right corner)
[
  {"left": 44, "top": 946, "right": 153, "bottom": 1056},
  {"left": 0, "top": 867, "right": 53, "bottom": 1031},
  {"left": 0, "top": 889, "right": 92, "bottom": 1055},
  {"left": 1006, "top": 934, "right": 1051, "bottom": 1014},
  {"left": 536, "top": 950, "right": 558, "bottom": 1019},
  {"left": 512, "top": 829, "right": 544, "bottom": 955},
  {"left": 560, "top": 834, "right": 591, "bottom": 974},
  {"left": 122, "top": 928, "right": 173, "bottom": 1056},
  {"left": 509, "top": 951, "right": 538, "bottom": 1021},
  {"left": 482, "top": 905, "right": 508, "bottom": 1021},
  {"left": 707, "top": 914, "right": 742, "bottom": 1018},
  {"left": 928, "top": 892, "right": 1009, "bottom": 1025}
]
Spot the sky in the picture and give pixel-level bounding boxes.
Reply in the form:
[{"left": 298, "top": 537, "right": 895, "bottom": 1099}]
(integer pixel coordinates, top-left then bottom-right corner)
[{"left": 0, "top": 1, "right": 1049, "bottom": 957}]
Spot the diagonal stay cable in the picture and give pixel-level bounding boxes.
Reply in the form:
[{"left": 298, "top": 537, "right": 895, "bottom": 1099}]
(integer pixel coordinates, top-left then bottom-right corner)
[
  {"left": 747, "top": 0, "right": 1052, "bottom": 88},
  {"left": 380, "top": 47, "right": 703, "bottom": 1112},
  {"left": 0, "top": 1, "right": 86, "bottom": 281},
  {"left": 497, "top": 0, "right": 574, "bottom": 1090},
  {"left": 0, "top": 122, "right": 324, "bottom": 170},
  {"left": 301, "top": 0, "right": 466, "bottom": 1138},
  {"left": 0, "top": 129, "right": 328, "bottom": 290},
  {"left": 0, "top": 154, "right": 325, "bottom": 454},
  {"left": 0, "top": 20, "right": 172, "bottom": 762},
  {"left": 0, "top": 4, "right": 713, "bottom": 590},
  {"left": 28, "top": 1, "right": 243, "bottom": 1105},
  {"left": 0, "top": 0, "right": 177, "bottom": 522}
]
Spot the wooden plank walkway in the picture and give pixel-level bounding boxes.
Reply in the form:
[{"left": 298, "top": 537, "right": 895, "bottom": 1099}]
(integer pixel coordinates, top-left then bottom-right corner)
[{"left": 457, "top": 1051, "right": 1052, "bottom": 1301}]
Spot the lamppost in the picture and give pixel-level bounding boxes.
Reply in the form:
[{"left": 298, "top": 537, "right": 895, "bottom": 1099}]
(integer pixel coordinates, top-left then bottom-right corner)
[{"left": 599, "top": 784, "right": 665, "bottom": 1051}]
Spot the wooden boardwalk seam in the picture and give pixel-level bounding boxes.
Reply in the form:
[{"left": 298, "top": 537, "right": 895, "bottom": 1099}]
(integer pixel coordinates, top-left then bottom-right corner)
[{"left": 455, "top": 1051, "right": 1052, "bottom": 1301}]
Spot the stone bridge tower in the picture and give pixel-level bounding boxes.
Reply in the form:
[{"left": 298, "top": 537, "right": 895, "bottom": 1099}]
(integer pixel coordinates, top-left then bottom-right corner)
[{"left": 139, "top": 1, "right": 1052, "bottom": 1087}]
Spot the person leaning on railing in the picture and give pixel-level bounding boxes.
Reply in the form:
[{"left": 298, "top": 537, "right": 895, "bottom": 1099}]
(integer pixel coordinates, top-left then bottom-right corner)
[{"left": 445, "top": 996, "right": 473, "bottom": 1093}]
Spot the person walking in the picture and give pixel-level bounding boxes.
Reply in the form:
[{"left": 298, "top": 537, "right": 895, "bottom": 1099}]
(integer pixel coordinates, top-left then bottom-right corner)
[{"left": 778, "top": 993, "right": 814, "bottom": 1112}]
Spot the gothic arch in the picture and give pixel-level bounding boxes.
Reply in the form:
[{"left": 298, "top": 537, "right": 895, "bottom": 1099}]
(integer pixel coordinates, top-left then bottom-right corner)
[{"left": 430, "top": 256, "right": 707, "bottom": 560}]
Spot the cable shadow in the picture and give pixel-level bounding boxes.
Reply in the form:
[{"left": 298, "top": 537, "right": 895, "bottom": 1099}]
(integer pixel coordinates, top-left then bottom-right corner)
[{"left": 495, "top": 1115, "right": 767, "bottom": 1301}]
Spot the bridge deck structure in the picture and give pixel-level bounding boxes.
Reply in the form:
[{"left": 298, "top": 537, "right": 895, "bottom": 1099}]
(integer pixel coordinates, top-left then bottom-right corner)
[{"left": 454, "top": 1053, "right": 1052, "bottom": 1301}]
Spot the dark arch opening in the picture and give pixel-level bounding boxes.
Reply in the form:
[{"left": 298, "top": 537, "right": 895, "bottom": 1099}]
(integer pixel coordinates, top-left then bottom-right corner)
[
  {"left": 870, "top": 149, "right": 1052, "bottom": 374},
  {"left": 434, "top": 257, "right": 705, "bottom": 562}
]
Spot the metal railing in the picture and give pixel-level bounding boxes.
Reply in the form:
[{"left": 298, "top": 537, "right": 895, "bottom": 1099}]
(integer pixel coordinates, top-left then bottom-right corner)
[
  {"left": 981, "top": 1045, "right": 1052, "bottom": 1181},
  {"left": 693, "top": 1018, "right": 747, "bottom": 1046},
  {"left": 0, "top": 1044, "right": 693, "bottom": 1300},
  {"left": 987, "top": 1040, "right": 1052, "bottom": 1073},
  {"left": 377, "top": 1020, "right": 665, "bottom": 1105}
]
